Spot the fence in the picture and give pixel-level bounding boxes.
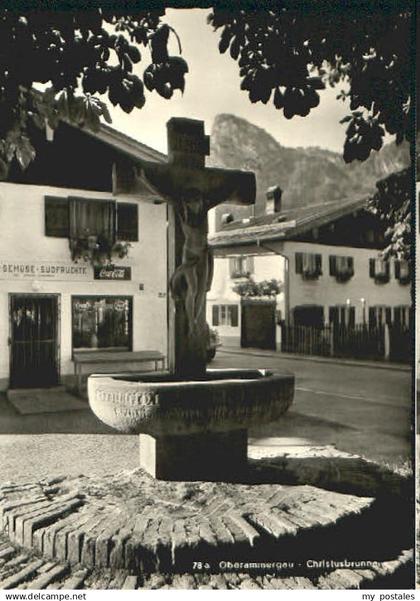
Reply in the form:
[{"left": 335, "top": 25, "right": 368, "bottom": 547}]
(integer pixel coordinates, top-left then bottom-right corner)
[
  {"left": 281, "top": 324, "right": 332, "bottom": 357},
  {"left": 280, "top": 323, "right": 407, "bottom": 363},
  {"left": 388, "top": 324, "right": 411, "bottom": 363},
  {"left": 332, "top": 324, "right": 385, "bottom": 361}
]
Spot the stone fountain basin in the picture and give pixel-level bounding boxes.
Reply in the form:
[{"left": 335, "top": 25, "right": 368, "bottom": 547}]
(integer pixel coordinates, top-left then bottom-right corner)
[{"left": 88, "top": 368, "right": 294, "bottom": 436}]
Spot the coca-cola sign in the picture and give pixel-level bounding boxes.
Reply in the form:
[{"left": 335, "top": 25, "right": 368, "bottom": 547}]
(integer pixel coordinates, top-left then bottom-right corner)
[{"left": 94, "top": 266, "right": 131, "bottom": 281}]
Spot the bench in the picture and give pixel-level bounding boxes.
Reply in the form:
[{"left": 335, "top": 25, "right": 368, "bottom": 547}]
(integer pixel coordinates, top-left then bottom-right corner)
[{"left": 73, "top": 350, "right": 165, "bottom": 397}]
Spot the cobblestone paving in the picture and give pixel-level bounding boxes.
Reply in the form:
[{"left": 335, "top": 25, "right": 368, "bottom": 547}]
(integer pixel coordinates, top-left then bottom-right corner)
[
  {"left": 0, "top": 470, "right": 414, "bottom": 589},
  {"left": 0, "top": 533, "right": 412, "bottom": 590}
]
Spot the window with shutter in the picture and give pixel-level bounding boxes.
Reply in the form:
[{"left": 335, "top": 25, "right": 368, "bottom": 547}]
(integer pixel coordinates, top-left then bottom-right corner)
[
  {"left": 230, "top": 256, "right": 251, "bottom": 278},
  {"left": 212, "top": 305, "right": 219, "bottom": 326},
  {"left": 394, "top": 259, "right": 410, "bottom": 284},
  {"left": 297, "top": 252, "right": 322, "bottom": 279},
  {"left": 369, "top": 305, "right": 390, "bottom": 327},
  {"left": 370, "top": 258, "right": 390, "bottom": 283},
  {"left": 45, "top": 196, "right": 69, "bottom": 237},
  {"left": 329, "top": 306, "right": 338, "bottom": 324},
  {"left": 69, "top": 197, "right": 116, "bottom": 241},
  {"left": 117, "top": 203, "right": 138, "bottom": 241},
  {"left": 332, "top": 255, "right": 354, "bottom": 282}
]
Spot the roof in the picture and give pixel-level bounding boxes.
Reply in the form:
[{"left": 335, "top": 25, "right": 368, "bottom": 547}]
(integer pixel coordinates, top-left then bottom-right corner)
[
  {"left": 31, "top": 86, "right": 167, "bottom": 165},
  {"left": 210, "top": 196, "right": 368, "bottom": 248},
  {"left": 79, "top": 122, "right": 167, "bottom": 165}
]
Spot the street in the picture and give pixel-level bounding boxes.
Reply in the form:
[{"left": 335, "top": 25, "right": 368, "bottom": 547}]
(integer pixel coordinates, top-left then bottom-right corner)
[
  {"left": 214, "top": 349, "right": 412, "bottom": 467},
  {"left": 0, "top": 350, "right": 412, "bottom": 484}
]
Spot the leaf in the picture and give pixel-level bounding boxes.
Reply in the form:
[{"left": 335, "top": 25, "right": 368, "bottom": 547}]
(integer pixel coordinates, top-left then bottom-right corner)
[
  {"left": 99, "top": 101, "right": 112, "bottom": 124},
  {"left": 15, "top": 137, "right": 35, "bottom": 170}
]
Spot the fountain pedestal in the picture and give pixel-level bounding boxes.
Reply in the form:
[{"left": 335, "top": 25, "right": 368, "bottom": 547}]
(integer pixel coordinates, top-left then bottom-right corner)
[
  {"left": 139, "top": 429, "right": 248, "bottom": 481},
  {"left": 88, "top": 369, "right": 294, "bottom": 482},
  {"left": 89, "top": 118, "right": 294, "bottom": 482}
]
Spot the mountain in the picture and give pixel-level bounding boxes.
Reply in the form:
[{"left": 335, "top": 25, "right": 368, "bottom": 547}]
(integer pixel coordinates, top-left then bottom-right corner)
[{"left": 208, "top": 113, "right": 410, "bottom": 229}]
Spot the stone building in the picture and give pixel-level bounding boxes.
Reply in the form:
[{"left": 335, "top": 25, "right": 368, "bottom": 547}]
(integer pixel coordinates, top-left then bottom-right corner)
[
  {"left": 208, "top": 194, "right": 411, "bottom": 359},
  {"left": 0, "top": 121, "right": 168, "bottom": 391}
]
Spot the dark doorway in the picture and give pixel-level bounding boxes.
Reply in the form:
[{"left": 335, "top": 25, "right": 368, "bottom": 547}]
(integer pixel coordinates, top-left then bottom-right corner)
[
  {"left": 293, "top": 304, "right": 324, "bottom": 327},
  {"left": 241, "top": 301, "right": 276, "bottom": 350},
  {"left": 9, "top": 295, "right": 59, "bottom": 388}
]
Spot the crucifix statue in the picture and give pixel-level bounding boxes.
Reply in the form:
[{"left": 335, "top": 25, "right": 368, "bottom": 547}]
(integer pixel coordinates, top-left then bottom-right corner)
[{"left": 114, "top": 118, "right": 256, "bottom": 379}]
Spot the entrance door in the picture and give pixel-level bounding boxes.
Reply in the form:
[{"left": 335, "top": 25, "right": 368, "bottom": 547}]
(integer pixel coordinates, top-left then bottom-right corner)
[
  {"left": 9, "top": 295, "right": 59, "bottom": 388},
  {"left": 241, "top": 301, "right": 276, "bottom": 350}
]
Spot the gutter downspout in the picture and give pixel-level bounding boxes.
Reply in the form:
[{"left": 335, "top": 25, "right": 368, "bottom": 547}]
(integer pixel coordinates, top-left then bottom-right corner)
[{"left": 256, "top": 238, "right": 290, "bottom": 327}]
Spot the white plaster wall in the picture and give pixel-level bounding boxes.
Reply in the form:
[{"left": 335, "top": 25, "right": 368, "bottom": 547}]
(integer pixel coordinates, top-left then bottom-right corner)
[
  {"left": 207, "top": 253, "right": 286, "bottom": 343},
  {"left": 0, "top": 182, "right": 168, "bottom": 387},
  {"left": 278, "top": 240, "right": 411, "bottom": 323}
]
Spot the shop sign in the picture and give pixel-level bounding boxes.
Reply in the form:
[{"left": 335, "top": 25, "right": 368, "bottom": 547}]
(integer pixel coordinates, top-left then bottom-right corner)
[
  {"left": 0, "top": 260, "right": 91, "bottom": 280},
  {"left": 94, "top": 266, "right": 131, "bottom": 281}
]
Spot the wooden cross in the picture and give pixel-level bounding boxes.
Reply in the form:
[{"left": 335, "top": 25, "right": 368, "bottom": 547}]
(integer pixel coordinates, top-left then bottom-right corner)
[{"left": 114, "top": 118, "right": 256, "bottom": 378}]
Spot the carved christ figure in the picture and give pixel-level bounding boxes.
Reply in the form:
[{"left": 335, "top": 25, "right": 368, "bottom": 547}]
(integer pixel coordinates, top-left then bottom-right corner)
[
  {"left": 113, "top": 117, "right": 256, "bottom": 377},
  {"left": 138, "top": 171, "right": 213, "bottom": 337}
]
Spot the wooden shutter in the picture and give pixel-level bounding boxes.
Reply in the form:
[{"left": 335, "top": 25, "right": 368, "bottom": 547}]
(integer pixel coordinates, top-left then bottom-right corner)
[
  {"left": 369, "top": 258, "right": 375, "bottom": 278},
  {"left": 212, "top": 305, "right": 219, "bottom": 326},
  {"left": 348, "top": 257, "right": 354, "bottom": 275},
  {"left": 385, "top": 261, "right": 390, "bottom": 280},
  {"left": 349, "top": 306, "right": 356, "bottom": 327},
  {"left": 368, "top": 307, "right": 376, "bottom": 327},
  {"left": 329, "top": 255, "right": 336, "bottom": 276},
  {"left": 315, "top": 254, "right": 322, "bottom": 275},
  {"left": 394, "top": 260, "right": 400, "bottom": 279},
  {"left": 45, "top": 196, "right": 69, "bottom": 237},
  {"left": 295, "top": 252, "right": 303, "bottom": 274},
  {"left": 230, "top": 305, "right": 239, "bottom": 327},
  {"left": 117, "top": 203, "right": 138, "bottom": 241},
  {"left": 229, "top": 257, "right": 236, "bottom": 277},
  {"left": 385, "top": 307, "right": 392, "bottom": 325},
  {"left": 246, "top": 256, "right": 254, "bottom": 274}
]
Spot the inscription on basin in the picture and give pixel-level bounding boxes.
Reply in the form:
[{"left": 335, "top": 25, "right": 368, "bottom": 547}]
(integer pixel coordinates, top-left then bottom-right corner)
[{"left": 95, "top": 389, "right": 158, "bottom": 406}]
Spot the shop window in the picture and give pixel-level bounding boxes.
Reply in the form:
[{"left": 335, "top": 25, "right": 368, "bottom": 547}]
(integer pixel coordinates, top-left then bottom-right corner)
[
  {"left": 212, "top": 304, "right": 239, "bottom": 327},
  {"left": 72, "top": 296, "right": 132, "bottom": 351},
  {"left": 229, "top": 256, "right": 254, "bottom": 279},
  {"left": 45, "top": 196, "right": 138, "bottom": 241},
  {"left": 329, "top": 255, "right": 354, "bottom": 282},
  {"left": 295, "top": 252, "right": 322, "bottom": 280}
]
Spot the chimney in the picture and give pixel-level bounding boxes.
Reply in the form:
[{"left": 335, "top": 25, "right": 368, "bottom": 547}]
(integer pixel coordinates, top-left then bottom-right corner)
[{"left": 266, "top": 186, "right": 282, "bottom": 214}]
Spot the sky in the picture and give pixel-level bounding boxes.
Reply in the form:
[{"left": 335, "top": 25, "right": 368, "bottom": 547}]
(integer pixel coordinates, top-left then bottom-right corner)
[{"left": 106, "top": 8, "right": 351, "bottom": 156}]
